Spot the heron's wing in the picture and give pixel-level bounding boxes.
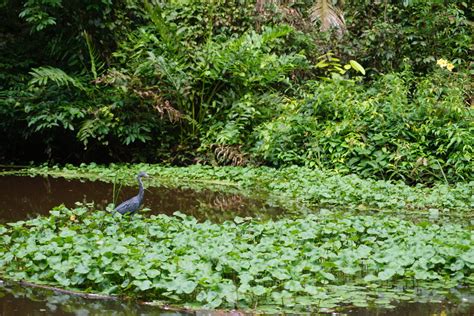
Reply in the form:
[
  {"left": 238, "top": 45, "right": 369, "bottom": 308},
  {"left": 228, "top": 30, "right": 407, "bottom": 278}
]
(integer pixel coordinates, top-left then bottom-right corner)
[{"left": 114, "top": 196, "right": 140, "bottom": 214}]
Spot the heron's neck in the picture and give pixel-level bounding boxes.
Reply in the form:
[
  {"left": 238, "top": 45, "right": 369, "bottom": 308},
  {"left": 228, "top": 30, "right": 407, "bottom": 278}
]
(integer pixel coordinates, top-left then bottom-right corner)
[{"left": 137, "top": 176, "right": 144, "bottom": 201}]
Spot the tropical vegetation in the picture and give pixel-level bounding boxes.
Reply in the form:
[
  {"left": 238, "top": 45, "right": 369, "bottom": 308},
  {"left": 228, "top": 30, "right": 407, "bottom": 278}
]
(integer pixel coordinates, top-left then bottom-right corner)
[{"left": 1, "top": 0, "right": 472, "bottom": 185}]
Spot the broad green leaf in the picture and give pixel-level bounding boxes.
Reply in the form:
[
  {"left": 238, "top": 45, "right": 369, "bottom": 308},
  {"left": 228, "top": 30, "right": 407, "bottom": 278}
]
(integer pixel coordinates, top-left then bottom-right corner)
[
  {"left": 378, "top": 268, "right": 396, "bottom": 281},
  {"left": 252, "top": 285, "right": 266, "bottom": 296},
  {"left": 133, "top": 280, "right": 152, "bottom": 291}
]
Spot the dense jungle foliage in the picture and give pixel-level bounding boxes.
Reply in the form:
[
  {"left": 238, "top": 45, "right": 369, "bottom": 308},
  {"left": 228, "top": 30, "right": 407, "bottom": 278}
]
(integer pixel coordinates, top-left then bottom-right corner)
[{"left": 0, "top": 0, "right": 472, "bottom": 184}]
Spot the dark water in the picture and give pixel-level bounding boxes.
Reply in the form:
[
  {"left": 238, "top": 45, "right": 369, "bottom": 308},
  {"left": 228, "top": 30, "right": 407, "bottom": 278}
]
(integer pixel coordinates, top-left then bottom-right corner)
[
  {"left": 1, "top": 281, "right": 473, "bottom": 316},
  {"left": 0, "top": 281, "right": 190, "bottom": 316},
  {"left": 0, "top": 175, "right": 473, "bottom": 315},
  {"left": 0, "top": 175, "right": 284, "bottom": 223}
]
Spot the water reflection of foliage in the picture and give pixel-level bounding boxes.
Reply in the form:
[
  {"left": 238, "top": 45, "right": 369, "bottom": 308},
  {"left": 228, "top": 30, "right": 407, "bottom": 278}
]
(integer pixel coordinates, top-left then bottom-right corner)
[
  {"left": 9, "top": 164, "right": 474, "bottom": 214},
  {"left": 193, "top": 193, "right": 285, "bottom": 222},
  {"left": 0, "top": 282, "right": 189, "bottom": 316},
  {"left": 142, "top": 186, "right": 285, "bottom": 222},
  {"left": 0, "top": 175, "right": 284, "bottom": 224},
  {"left": 1, "top": 269, "right": 473, "bottom": 315}
]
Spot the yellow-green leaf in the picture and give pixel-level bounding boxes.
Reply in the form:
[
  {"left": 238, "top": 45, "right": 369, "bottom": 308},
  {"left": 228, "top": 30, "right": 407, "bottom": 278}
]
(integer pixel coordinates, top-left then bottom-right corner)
[{"left": 349, "top": 60, "right": 365, "bottom": 75}]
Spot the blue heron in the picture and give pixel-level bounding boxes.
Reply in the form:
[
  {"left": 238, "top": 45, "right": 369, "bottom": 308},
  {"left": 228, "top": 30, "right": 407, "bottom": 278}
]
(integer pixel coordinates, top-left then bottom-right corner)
[{"left": 114, "top": 171, "right": 149, "bottom": 215}]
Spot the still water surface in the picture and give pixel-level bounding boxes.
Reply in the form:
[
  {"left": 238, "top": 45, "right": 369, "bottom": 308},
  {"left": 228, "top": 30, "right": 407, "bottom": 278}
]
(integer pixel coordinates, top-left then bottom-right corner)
[
  {"left": 0, "top": 175, "right": 283, "bottom": 223},
  {"left": 1, "top": 282, "right": 473, "bottom": 316},
  {"left": 0, "top": 175, "right": 472, "bottom": 315}
]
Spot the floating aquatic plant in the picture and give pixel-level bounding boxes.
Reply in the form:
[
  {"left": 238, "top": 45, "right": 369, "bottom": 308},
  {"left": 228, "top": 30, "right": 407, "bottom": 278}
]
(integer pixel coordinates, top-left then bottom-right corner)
[{"left": 0, "top": 205, "right": 472, "bottom": 312}]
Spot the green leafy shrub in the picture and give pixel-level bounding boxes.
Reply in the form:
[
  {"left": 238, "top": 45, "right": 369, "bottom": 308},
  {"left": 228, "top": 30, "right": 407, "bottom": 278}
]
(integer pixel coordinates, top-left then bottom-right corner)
[
  {"left": 109, "top": 23, "right": 310, "bottom": 158},
  {"left": 253, "top": 68, "right": 473, "bottom": 184},
  {"left": 337, "top": 0, "right": 472, "bottom": 73}
]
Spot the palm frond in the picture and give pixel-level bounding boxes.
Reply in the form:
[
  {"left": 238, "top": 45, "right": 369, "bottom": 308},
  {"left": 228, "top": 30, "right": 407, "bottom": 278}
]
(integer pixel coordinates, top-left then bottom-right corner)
[{"left": 309, "top": 0, "right": 346, "bottom": 36}]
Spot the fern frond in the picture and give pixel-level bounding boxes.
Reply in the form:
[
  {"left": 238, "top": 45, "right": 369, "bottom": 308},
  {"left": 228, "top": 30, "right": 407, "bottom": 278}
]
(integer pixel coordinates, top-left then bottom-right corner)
[
  {"left": 309, "top": 0, "right": 346, "bottom": 36},
  {"left": 143, "top": 0, "right": 180, "bottom": 52},
  {"left": 83, "top": 31, "right": 105, "bottom": 80},
  {"left": 29, "top": 66, "right": 85, "bottom": 91}
]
